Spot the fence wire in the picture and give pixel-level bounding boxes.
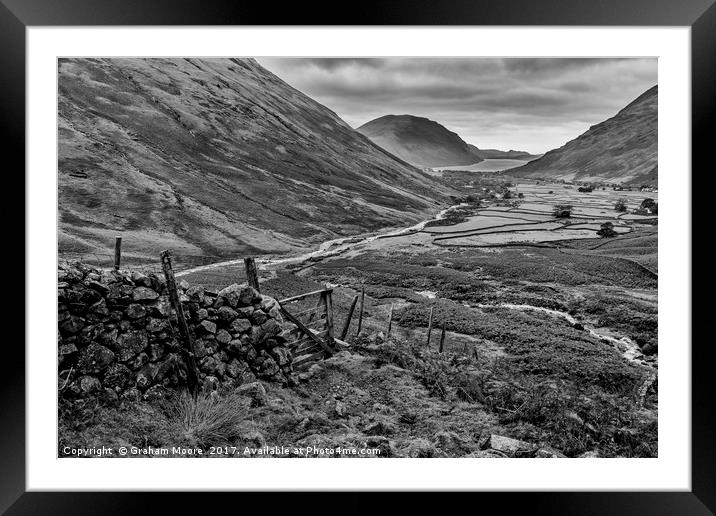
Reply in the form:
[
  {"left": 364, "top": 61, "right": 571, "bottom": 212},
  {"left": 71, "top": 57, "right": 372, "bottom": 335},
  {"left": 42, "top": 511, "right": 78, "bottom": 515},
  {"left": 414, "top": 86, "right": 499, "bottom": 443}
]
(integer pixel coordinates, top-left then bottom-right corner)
[{"left": 58, "top": 246, "right": 248, "bottom": 291}]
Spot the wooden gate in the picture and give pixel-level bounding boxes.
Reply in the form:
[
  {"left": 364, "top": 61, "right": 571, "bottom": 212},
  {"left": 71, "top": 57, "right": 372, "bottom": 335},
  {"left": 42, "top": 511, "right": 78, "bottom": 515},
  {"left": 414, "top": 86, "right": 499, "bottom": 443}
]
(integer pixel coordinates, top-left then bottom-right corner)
[{"left": 277, "top": 288, "right": 336, "bottom": 371}]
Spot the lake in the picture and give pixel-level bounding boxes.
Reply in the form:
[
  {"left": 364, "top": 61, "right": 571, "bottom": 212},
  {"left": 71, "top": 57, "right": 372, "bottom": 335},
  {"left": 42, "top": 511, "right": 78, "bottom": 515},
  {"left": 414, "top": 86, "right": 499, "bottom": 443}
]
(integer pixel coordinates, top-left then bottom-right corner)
[{"left": 434, "top": 158, "right": 533, "bottom": 172}]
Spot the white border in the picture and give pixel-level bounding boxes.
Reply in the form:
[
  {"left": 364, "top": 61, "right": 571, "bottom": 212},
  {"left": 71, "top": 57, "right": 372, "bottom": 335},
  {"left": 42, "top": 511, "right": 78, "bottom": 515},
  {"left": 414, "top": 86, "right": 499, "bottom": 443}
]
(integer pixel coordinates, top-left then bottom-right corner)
[{"left": 28, "top": 27, "right": 691, "bottom": 491}]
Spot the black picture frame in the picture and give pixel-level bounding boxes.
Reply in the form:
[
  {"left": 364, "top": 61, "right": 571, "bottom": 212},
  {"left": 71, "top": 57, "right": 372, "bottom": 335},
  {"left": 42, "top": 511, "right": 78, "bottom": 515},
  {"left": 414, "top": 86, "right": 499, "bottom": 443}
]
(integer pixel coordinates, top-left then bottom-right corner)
[{"left": 3, "top": 0, "right": 713, "bottom": 513}]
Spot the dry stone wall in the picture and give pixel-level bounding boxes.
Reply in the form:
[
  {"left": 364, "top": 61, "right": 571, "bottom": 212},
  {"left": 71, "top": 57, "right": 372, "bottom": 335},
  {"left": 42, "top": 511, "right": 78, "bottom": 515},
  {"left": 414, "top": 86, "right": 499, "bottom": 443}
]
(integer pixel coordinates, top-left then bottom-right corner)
[{"left": 58, "top": 262, "right": 296, "bottom": 402}]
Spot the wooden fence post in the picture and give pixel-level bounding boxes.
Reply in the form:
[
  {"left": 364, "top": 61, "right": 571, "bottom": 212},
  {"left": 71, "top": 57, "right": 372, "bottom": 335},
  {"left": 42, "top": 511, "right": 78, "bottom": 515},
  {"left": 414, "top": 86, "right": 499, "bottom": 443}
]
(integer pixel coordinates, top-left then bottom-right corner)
[
  {"left": 439, "top": 321, "right": 446, "bottom": 353},
  {"left": 340, "top": 295, "right": 359, "bottom": 340},
  {"left": 244, "top": 257, "right": 260, "bottom": 293},
  {"left": 114, "top": 237, "right": 122, "bottom": 270},
  {"left": 386, "top": 304, "right": 394, "bottom": 339},
  {"left": 356, "top": 283, "right": 365, "bottom": 336},
  {"left": 160, "top": 250, "right": 199, "bottom": 395},
  {"left": 426, "top": 306, "right": 434, "bottom": 347}
]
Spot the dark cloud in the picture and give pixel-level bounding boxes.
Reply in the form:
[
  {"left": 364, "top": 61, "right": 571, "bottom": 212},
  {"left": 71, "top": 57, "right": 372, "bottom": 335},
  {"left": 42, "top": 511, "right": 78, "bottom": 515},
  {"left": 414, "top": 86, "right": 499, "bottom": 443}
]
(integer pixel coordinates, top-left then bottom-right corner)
[{"left": 258, "top": 57, "right": 656, "bottom": 153}]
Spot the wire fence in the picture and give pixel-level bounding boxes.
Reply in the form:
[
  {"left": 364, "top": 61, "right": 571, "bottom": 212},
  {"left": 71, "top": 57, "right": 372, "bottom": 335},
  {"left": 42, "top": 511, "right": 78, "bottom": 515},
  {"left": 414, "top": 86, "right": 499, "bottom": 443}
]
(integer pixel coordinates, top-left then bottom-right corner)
[{"left": 57, "top": 240, "right": 256, "bottom": 292}]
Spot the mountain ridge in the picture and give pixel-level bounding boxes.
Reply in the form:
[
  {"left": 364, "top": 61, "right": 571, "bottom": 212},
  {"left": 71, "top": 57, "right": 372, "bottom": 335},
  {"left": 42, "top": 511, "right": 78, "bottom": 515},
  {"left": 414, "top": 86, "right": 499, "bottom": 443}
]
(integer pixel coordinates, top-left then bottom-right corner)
[
  {"left": 504, "top": 86, "right": 658, "bottom": 184},
  {"left": 58, "top": 58, "right": 452, "bottom": 260}
]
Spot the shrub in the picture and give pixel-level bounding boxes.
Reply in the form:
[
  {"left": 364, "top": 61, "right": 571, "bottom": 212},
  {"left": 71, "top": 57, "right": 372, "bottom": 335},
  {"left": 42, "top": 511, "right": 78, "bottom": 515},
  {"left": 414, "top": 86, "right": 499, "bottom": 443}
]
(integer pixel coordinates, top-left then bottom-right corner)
[
  {"left": 614, "top": 198, "right": 628, "bottom": 212},
  {"left": 597, "top": 222, "right": 618, "bottom": 238},
  {"left": 553, "top": 204, "right": 573, "bottom": 218},
  {"left": 640, "top": 198, "right": 658, "bottom": 214}
]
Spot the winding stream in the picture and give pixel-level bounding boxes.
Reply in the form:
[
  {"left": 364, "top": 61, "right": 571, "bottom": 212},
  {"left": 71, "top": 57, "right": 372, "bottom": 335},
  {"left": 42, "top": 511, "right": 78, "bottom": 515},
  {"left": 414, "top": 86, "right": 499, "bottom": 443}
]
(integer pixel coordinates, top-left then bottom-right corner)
[
  {"left": 475, "top": 302, "right": 655, "bottom": 368},
  {"left": 176, "top": 204, "right": 459, "bottom": 277}
]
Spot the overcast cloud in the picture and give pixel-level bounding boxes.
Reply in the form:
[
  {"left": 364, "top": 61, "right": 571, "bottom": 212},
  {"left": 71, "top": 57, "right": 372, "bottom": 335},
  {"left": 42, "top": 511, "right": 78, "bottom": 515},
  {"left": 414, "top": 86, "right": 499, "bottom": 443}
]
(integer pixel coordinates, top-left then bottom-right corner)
[{"left": 257, "top": 58, "right": 657, "bottom": 154}]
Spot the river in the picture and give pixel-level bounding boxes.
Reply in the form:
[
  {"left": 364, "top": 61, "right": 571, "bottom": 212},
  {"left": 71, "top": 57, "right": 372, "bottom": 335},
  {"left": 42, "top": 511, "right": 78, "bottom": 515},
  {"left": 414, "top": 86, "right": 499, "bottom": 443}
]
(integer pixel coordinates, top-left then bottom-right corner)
[{"left": 176, "top": 203, "right": 460, "bottom": 277}]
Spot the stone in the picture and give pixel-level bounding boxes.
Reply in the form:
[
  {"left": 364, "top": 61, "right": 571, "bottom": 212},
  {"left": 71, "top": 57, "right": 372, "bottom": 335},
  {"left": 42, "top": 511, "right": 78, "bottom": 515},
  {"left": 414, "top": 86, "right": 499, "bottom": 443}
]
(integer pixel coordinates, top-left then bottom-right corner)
[
  {"left": 216, "top": 329, "right": 232, "bottom": 345},
  {"left": 178, "top": 279, "right": 190, "bottom": 290},
  {"left": 259, "top": 295, "right": 278, "bottom": 312},
  {"left": 194, "top": 308, "right": 209, "bottom": 321},
  {"left": 237, "top": 286, "right": 261, "bottom": 307},
  {"left": 90, "top": 298, "right": 109, "bottom": 316},
  {"left": 115, "top": 330, "right": 149, "bottom": 361},
  {"left": 156, "top": 354, "right": 185, "bottom": 384},
  {"left": 333, "top": 399, "right": 347, "bottom": 417},
  {"left": 131, "top": 271, "right": 153, "bottom": 288},
  {"left": 121, "top": 387, "right": 142, "bottom": 402},
  {"left": 270, "top": 347, "right": 292, "bottom": 366},
  {"left": 260, "top": 319, "right": 282, "bottom": 340},
  {"left": 250, "top": 310, "right": 268, "bottom": 325},
  {"left": 77, "top": 343, "right": 115, "bottom": 374},
  {"left": 132, "top": 287, "right": 159, "bottom": 302},
  {"left": 202, "top": 375, "right": 220, "bottom": 392},
  {"left": 59, "top": 315, "right": 85, "bottom": 335},
  {"left": 405, "top": 438, "right": 438, "bottom": 458},
  {"left": 79, "top": 375, "right": 102, "bottom": 394},
  {"left": 216, "top": 284, "right": 244, "bottom": 308},
  {"left": 217, "top": 306, "right": 238, "bottom": 323},
  {"left": 260, "top": 357, "right": 280, "bottom": 377},
  {"left": 226, "top": 358, "right": 244, "bottom": 378},
  {"left": 58, "top": 343, "right": 78, "bottom": 356},
  {"left": 535, "top": 447, "right": 567, "bottom": 458},
  {"left": 199, "top": 355, "right": 219, "bottom": 375},
  {"left": 230, "top": 318, "right": 251, "bottom": 334},
  {"left": 487, "top": 435, "right": 536, "bottom": 457},
  {"left": 433, "top": 431, "right": 470, "bottom": 455},
  {"left": 126, "top": 303, "right": 146, "bottom": 319},
  {"left": 186, "top": 285, "right": 205, "bottom": 304},
  {"left": 148, "top": 298, "right": 171, "bottom": 317},
  {"left": 578, "top": 451, "right": 600, "bottom": 458},
  {"left": 129, "top": 352, "right": 150, "bottom": 370},
  {"left": 85, "top": 280, "right": 109, "bottom": 296},
  {"left": 227, "top": 338, "right": 244, "bottom": 355},
  {"left": 146, "top": 318, "right": 168, "bottom": 333},
  {"left": 237, "top": 381, "right": 268, "bottom": 407},
  {"left": 236, "top": 307, "right": 254, "bottom": 319},
  {"left": 135, "top": 363, "right": 159, "bottom": 390},
  {"left": 103, "top": 363, "right": 133, "bottom": 390},
  {"left": 148, "top": 341, "right": 165, "bottom": 361},
  {"left": 199, "top": 320, "right": 217, "bottom": 334},
  {"left": 143, "top": 384, "right": 169, "bottom": 401}
]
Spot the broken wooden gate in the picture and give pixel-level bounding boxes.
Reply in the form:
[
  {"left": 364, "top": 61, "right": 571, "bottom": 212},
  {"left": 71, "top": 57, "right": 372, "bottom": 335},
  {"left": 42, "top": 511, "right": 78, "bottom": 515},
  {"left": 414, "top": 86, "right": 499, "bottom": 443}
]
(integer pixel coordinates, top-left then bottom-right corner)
[{"left": 277, "top": 288, "right": 337, "bottom": 371}]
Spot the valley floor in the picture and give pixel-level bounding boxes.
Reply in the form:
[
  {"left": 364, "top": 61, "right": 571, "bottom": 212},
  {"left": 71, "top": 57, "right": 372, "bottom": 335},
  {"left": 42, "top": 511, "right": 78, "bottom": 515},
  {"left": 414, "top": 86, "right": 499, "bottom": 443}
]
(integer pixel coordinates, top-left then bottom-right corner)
[{"left": 60, "top": 181, "right": 658, "bottom": 458}]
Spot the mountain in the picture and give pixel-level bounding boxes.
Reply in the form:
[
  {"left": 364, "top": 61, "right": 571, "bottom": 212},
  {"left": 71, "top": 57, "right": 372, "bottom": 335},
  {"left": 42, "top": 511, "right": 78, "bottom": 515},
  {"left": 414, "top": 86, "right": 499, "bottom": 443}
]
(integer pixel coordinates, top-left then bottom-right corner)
[
  {"left": 505, "top": 86, "right": 658, "bottom": 184},
  {"left": 467, "top": 144, "right": 540, "bottom": 161},
  {"left": 58, "top": 58, "right": 452, "bottom": 261},
  {"left": 357, "top": 115, "right": 483, "bottom": 168}
]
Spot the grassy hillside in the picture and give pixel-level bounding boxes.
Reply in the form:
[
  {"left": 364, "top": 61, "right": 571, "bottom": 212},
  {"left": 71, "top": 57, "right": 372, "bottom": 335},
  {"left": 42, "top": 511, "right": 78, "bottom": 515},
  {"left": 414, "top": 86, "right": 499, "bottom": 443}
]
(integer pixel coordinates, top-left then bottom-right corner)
[
  {"left": 58, "top": 58, "right": 452, "bottom": 261},
  {"left": 357, "top": 114, "right": 483, "bottom": 168},
  {"left": 506, "top": 86, "right": 657, "bottom": 185}
]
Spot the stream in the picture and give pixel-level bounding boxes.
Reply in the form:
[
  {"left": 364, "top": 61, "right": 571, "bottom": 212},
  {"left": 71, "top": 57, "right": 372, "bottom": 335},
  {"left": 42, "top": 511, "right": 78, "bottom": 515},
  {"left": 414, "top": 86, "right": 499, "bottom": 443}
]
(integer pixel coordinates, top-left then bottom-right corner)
[
  {"left": 474, "top": 302, "right": 655, "bottom": 368},
  {"left": 176, "top": 203, "right": 460, "bottom": 277}
]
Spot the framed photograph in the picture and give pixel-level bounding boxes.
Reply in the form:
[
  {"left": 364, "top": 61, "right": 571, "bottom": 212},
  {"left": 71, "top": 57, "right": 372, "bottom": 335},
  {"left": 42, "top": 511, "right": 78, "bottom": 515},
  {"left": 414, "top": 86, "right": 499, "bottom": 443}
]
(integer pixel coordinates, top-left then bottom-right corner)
[{"left": 5, "top": 0, "right": 714, "bottom": 512}]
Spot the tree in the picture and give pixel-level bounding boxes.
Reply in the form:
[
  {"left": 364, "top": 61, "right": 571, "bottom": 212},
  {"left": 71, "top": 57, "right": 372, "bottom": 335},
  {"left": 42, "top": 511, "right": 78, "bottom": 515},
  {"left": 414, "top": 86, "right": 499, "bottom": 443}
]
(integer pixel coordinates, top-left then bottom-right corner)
[
  {"left": 614, "top": 197, "right": 628, "bottom": 212},
  {"left": 553, "top": 204, "right": 572, "bottom": 218},
  {"left": 597, "top": 222, "right": 618, "bottom": 238}
]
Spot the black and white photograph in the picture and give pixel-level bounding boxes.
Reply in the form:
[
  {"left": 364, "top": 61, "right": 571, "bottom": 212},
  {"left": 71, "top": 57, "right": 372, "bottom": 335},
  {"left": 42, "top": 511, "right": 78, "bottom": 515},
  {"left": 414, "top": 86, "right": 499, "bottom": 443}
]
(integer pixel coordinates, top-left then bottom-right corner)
[{"left": 56, "top": 56, "right": 659, "bottom": 460}]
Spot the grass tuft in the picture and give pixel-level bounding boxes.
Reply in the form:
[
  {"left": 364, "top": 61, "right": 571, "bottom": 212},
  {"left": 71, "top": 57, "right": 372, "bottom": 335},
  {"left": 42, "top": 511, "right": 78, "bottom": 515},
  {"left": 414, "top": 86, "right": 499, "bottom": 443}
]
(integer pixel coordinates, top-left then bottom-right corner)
[{"left": 164, "top": 390, "right": 247, "bottom": 447}]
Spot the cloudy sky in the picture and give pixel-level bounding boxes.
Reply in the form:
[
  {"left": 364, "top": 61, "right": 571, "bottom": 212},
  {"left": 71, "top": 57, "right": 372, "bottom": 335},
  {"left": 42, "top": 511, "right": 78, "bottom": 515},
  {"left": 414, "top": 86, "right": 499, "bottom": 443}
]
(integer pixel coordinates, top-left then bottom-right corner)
[{"left": 258, "top": 58, "right": 657, "bottom": 154}]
